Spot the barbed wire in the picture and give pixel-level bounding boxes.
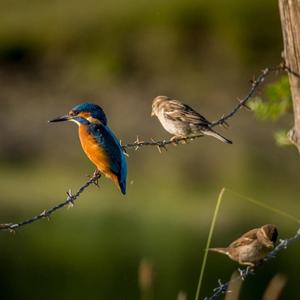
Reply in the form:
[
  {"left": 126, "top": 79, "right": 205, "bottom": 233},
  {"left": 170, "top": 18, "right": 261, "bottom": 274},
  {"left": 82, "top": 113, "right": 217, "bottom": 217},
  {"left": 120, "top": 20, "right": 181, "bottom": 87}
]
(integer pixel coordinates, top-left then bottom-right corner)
[
  {"left": 203, "top": 228, "right": 300, "bottom": 300},
  {"left": 0, "top": 172, "right": 101, "bottom": 232},
  {"left": 209, "top": 67, "right": 272, "bottom": 128},
  {"left": 282, "top": 63, "right": 300, "bottom": 79},
  {"left": 123, "top": 63, "right": 300, "bottom": 152},
  {"left": 0, "top": 63, "right": 299, "bottom": 232},
  {"left": 122, "top": 134, "right": 204, "bottom": 153}
]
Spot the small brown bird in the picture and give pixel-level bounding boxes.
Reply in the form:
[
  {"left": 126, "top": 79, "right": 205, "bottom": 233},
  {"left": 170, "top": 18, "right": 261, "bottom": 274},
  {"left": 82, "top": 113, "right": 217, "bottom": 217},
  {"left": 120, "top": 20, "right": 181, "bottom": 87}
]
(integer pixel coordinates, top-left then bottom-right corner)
[
  {"left": 209, "top": 224, "right": 278, "bottom": 267},
  {"left": 151, "top": 96, "right": 232, "bottom": 144}
]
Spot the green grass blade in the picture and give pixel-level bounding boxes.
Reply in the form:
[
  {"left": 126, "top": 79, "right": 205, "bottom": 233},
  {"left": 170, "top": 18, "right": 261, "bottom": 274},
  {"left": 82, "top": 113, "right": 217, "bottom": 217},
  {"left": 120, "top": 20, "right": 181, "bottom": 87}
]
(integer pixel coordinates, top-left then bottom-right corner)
[
  {"left": 194, "top": 187, "right": 225, "bottom": 300},
  {"left": 226, "top": 189, "right": 300, "bottom": 224}
]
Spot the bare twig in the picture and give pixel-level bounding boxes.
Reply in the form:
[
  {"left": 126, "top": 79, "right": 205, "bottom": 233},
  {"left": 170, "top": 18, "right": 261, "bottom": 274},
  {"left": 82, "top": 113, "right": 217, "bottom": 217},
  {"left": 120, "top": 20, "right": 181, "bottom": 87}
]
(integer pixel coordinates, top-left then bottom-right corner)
[
  {"left": 203, "top": 228, "right": 300, "bottom": 300},
  {"left": 0, "top": 172, "right": 101, "bottom": 232}
]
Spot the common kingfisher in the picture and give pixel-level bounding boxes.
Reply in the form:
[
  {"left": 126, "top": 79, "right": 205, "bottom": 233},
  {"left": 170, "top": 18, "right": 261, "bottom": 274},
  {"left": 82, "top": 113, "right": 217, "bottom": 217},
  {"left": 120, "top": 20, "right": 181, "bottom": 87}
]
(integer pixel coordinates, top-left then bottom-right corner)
[{"left": 49, "top": 103, "right": 127, "bottom": 195}]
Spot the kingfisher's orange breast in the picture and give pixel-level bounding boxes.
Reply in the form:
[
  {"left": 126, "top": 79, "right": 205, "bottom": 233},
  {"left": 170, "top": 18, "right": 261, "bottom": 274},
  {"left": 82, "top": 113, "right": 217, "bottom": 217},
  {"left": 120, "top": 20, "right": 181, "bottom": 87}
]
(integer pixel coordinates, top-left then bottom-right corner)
[
  {"left": 78, "top": 124, "right": 125, "bottom": 193},
  {"left": 78, "top": 125, "right": 112, "bottom": 176}
]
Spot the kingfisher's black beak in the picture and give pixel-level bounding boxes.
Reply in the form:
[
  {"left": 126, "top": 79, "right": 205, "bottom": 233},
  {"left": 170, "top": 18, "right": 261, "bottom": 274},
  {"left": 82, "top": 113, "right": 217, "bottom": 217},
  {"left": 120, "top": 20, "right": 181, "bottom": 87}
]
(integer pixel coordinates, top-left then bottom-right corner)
[{"left": 48, "top": 115, "right": 72, "bottom": 123}]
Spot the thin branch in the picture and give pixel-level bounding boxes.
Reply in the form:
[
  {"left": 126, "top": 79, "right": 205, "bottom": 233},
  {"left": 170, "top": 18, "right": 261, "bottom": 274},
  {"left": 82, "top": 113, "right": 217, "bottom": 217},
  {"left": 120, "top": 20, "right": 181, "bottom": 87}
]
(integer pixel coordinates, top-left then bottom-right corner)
[
  {"left": 0, "top": 172, "right": 101, "bottom": 232},
  {"left": 203, "top": 228, "right": 300, "bottom": 300}
]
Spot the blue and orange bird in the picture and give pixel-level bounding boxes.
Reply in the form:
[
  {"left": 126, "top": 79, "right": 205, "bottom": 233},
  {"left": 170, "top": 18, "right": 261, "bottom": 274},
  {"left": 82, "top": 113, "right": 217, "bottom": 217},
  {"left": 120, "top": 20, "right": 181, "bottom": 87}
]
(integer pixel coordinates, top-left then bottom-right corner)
[{"left": 49, "top": 103, "right": 127, "bottom": 195}]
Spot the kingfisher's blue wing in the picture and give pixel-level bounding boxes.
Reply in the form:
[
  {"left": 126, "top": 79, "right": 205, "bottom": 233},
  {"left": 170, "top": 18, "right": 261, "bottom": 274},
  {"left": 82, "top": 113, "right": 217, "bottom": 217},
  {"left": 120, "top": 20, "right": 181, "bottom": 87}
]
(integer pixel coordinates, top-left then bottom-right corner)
[{"left": 89, "top": 123, "right": 127, "bottom": 194}]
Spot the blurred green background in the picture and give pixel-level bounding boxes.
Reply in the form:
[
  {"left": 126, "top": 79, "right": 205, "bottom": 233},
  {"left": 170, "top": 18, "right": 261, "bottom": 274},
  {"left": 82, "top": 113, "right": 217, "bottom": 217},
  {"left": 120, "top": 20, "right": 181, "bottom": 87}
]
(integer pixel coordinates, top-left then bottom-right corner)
[{"left": 0, "top": 0, "right": 299, "bottom": 299}]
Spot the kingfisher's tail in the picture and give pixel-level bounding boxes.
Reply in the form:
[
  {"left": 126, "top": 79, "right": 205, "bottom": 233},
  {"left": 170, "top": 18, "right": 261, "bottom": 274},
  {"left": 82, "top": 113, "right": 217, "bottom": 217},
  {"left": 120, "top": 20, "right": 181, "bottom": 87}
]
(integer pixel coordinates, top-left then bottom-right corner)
[
  {"left": 119, "top": 179, "right": 126, "bottom": 195},
  {"left": 110, "top": 174, "right": 126, "bottom": 195},
  {"left": 203, "top": 129, "right": 232, "bottom": 144}
]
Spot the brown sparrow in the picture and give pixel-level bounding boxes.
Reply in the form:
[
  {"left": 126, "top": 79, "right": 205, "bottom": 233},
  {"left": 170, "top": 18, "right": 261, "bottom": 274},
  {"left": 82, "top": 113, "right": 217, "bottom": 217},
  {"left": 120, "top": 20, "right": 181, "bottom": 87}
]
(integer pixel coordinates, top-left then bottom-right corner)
[
  {"left": 209, "top": 224, "right": 278, "bottom": 266},
  {"left": 151, "top": 96, "right": 232, "bottom": 144}
]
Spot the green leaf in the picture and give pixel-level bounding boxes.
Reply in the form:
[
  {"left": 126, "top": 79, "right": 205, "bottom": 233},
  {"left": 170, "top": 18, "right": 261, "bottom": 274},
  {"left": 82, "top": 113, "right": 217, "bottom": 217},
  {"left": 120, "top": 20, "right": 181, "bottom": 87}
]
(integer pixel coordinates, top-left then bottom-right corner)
[
  {"left": 274, "top": 130, "right": 293, "bottom": 147},
  {"left": 249, "top": 75, "right": 292, "bottom": 121}
]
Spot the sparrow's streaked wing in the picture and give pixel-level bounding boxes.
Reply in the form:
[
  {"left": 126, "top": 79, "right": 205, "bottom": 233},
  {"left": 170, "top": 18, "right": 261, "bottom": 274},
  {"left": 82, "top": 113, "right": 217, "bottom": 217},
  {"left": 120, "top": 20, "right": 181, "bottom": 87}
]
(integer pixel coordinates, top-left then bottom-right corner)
[
  {"left": 229, "top": 228, "right": 259, "bottom": 248},
  {"left": 163, "top": 100, "right": 210, "bottom": 126}
]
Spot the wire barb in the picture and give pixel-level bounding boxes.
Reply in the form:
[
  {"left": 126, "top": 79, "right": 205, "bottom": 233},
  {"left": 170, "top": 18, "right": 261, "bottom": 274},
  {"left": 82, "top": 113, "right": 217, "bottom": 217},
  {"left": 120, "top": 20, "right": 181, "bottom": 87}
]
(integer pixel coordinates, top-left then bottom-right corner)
[
  {"left": 124, "top": 134, "right": 204, "bottom": 151},
  {"left": 280, "top": 60, "right": 300, "bottom": 79}
]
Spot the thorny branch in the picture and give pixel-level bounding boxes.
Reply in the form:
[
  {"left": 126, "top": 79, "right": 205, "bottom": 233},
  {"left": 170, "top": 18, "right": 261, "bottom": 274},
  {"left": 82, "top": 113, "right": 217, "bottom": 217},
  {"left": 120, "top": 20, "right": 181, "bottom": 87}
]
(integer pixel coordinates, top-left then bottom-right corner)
[
  {"left": 0, "top": 172, "right": 101, "bottom": 232},
  {"left": 0, "top": 63, "right": 299, "bottom": 232},
  {"left": 203, "top": 228, "right": 300, "bottom": 300},
  {"left": 123, "top": 62, "right": 300, "bottom": 152}
]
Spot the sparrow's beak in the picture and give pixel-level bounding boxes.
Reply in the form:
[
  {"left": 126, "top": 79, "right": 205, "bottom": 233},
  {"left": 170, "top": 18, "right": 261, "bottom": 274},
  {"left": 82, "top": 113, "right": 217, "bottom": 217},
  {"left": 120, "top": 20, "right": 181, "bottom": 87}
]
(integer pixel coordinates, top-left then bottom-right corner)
[
  {"left": 48, "top": 115, "right": 72, "bottom": 123},
  {"left": 151, "top": 111, "right": 155, "bottom": 117}
]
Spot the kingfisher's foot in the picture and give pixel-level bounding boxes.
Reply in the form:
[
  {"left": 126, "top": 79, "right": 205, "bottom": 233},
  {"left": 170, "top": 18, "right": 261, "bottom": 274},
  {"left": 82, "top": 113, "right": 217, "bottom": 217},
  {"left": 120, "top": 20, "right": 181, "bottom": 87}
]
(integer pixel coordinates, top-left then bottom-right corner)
[
  {"left": 93, "top": 170, "right": 101, "bottom": 188},
  {"left": 87, "top": 170, "right": 101, "bottom": 188},
  {"left": 93, "top": 169, "right": 101, "bottom": 177}
]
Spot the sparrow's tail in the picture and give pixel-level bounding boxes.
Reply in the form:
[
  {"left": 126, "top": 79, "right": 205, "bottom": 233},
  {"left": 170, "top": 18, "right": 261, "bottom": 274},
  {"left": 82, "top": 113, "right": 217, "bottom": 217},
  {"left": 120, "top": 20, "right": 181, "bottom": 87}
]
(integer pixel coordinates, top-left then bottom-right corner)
[
  {"left": 208, "top": 247, "right": 230, "bottom": 255},
  {"left": 203, "top": 129, "right": 232, "bottom": 144}
]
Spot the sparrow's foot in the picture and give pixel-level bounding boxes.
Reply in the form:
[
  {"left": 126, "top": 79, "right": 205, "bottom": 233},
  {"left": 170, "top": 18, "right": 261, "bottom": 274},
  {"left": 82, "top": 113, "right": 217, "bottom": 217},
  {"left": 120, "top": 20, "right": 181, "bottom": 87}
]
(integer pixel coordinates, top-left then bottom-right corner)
[
  {"left": 170, "top": 135, "right": 188, "bottom": 145},
  {"left": 238, "top": 266, "right": 254, "bottom": 280},
  {"left": 170, "top": 136, "right": 179, "bottom": 145},
  {"left": 238, "top": 259, "right": 255, "bottom": 268}
]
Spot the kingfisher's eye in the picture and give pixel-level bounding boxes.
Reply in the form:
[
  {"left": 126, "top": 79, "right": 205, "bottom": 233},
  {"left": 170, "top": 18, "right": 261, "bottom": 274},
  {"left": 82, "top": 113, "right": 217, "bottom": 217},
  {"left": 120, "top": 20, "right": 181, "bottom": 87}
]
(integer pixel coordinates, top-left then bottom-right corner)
[{"left": 69, "top": 110, "right": 79, "bottom": 116}]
